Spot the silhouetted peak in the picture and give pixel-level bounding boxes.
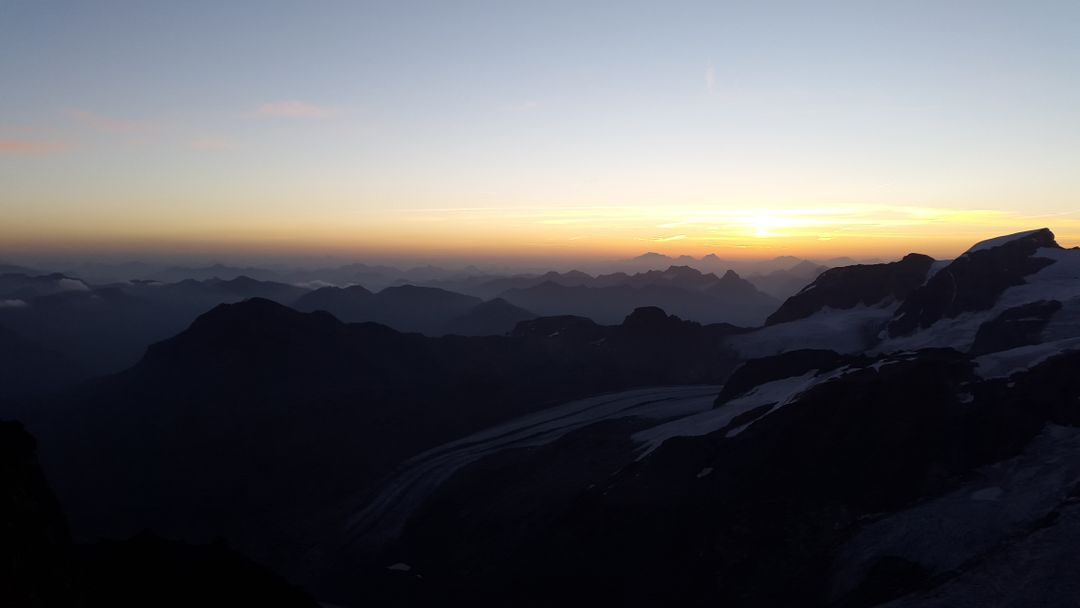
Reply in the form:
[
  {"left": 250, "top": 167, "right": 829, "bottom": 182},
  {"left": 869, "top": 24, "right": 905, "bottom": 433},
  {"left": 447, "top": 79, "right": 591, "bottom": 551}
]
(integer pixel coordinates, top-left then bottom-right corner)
[
  {"left": 767, "top": 254, "right": 936, "bottom": 326},
  {"left": 790, "top": 260, "right": 825, "bottom": 273},
  {"left": 963, "top": 227, "right": 1059, "bottom": 255},
  {"left": 901, "top": 252, "right": 935, "bottom": 264},
  {"left": 721, "top": 269, "right": 741, "bottom": 280},
  {"left": 175, "top": 298, "right": 340, "bottom": 342},
  {"left": 622, "top": 306, "right": 671, "bottom": 328},
  {"left": 663, "top": 265, "right": 701, "bottom": 275}
]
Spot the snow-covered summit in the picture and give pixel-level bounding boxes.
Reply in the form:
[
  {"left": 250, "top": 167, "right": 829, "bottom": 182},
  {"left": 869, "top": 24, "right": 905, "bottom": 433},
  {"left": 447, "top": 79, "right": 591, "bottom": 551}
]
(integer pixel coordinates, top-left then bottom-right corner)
[{"left": 964, "top": 227, "right": 1057, "bottom": 254}]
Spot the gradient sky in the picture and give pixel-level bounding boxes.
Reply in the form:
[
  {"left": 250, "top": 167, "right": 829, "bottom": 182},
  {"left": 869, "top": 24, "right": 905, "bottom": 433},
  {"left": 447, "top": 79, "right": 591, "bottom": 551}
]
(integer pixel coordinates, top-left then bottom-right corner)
[{"left": 2, "top": 0, "right": 1079, "bottom": 264}]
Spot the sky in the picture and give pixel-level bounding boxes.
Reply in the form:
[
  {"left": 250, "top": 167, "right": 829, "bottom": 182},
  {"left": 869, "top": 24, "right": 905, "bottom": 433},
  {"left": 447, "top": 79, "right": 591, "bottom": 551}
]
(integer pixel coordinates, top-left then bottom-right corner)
[{"left": 2, "top": 0, "right": 1079, "bottom": 265}]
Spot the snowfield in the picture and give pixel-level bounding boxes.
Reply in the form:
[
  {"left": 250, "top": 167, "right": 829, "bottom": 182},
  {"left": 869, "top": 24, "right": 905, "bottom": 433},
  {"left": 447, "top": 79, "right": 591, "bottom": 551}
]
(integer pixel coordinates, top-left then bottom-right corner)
[
  {"left": 731, "top": 304, "right": 898, "bottom": 358},
  {"left": 343, "top": 385, "right": 720, "bottom": 548}
]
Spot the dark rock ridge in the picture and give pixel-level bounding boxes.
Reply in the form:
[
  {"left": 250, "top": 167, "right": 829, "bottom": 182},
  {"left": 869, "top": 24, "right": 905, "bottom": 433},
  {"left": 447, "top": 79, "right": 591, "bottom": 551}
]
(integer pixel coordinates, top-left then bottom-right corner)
[
  {"left": 0, "top": 420, "right": 73, "bottom": 606},
  {"left": 970, "top": 299, "right": 1063, "bottom": 355},
  {"left": 888, "top": 228, "right": 1060, "bottom": 337},
  {"left": 0, "top": 420, "right": 317, "bottom": 607},
  {"left": 766, "top": 253, "right": 935, "bottom": 326},
  {"left": 27, "top": 299, "right": 744, "bottom": 585}
]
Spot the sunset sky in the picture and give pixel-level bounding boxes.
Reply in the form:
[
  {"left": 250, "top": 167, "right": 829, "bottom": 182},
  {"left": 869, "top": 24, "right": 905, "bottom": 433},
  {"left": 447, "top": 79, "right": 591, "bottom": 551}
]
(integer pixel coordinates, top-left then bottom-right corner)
[{"left": 2, "top": 1, "right": 1079, "bottom": 264}]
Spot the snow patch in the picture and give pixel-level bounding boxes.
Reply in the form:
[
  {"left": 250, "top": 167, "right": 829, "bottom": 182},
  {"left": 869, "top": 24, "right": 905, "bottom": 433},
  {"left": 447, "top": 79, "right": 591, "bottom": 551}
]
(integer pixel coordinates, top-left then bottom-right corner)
[
  {"left": 696, "top": 467, "right": 714, "bottom": 479},
  {"left": 973, "top": 337, "right": 1080, "bottom": 379},
  {"left": 633, "top": 369, "right": 848, "bottom": 457},
  {"left": 965, "top": 229, "right": 1045, "bottom": 254},
  {"left": 878, "top": 247, "right": 1080, "bottom": 353},
  {"left": 387, "top": 562, "right": 412, "bottom": 572},
  {"left": 733, "top": 304, "right": 896, "bottom": 358},
  {"left": 829, "top": 425, "right": 1080, "bottom": 601}
]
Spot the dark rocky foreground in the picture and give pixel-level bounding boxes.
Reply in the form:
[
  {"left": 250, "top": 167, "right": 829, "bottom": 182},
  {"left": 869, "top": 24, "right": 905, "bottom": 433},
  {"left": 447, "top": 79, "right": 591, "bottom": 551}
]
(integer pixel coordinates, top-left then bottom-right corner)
[{"left": 0, "top": 420, "right": 317, "bottom": 607}]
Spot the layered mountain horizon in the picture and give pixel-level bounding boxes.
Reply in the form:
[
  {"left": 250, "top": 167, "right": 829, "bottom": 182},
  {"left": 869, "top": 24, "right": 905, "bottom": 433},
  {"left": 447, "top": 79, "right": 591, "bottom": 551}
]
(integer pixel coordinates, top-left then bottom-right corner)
[{"left": 6, "top": 227, "right": 1080, "bottom": 606}]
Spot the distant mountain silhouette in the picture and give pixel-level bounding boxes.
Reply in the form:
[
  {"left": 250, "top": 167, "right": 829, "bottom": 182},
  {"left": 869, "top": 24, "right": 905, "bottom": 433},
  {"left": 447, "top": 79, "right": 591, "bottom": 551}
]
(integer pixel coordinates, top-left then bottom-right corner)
[
  {"left": 294, "top": 284, "right": 482, "bottom": 334},
  {"left": 501, "top": 268, "right": 778, "bottom": 326},
  {"left": 442, "top": 298, "right": 536, "bottom": 336},
  {"left": 746, "top": 260, "right": 828, "bottom": 299},
  {"left": 152, "top": 263, "right": 282, "bottom": 283},
  {"left": 0, "top": 274, "right": 312, "bottom": 380}
]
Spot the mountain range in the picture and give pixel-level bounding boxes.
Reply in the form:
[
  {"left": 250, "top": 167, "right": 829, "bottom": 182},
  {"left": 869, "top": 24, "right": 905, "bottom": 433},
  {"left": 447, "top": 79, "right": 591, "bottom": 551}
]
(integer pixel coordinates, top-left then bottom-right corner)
[{"left": 6, "top": 228, "right": 1080, "bottom": 606}]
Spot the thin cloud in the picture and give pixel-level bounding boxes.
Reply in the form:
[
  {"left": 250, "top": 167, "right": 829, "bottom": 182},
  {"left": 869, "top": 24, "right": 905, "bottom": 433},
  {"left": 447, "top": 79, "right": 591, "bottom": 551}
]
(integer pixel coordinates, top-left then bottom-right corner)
[
  {"left": 253, "top": 100, "right": 337, "bottom": 119},
  {"left": 639, "top": 234, "right": 688, "bottom": 242},
  {"left": 0, "top": 139, "right": 69, "bottom": 154},
  {"left": 66, "top": 109, "right": 156, "bottom": 132}
]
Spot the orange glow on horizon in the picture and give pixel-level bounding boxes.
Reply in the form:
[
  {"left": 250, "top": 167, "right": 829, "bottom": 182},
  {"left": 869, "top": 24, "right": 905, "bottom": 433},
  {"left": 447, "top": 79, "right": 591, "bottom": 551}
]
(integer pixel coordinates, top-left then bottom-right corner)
[{"left": 4, "top": 203, "right": 1079, "bottom": 263}]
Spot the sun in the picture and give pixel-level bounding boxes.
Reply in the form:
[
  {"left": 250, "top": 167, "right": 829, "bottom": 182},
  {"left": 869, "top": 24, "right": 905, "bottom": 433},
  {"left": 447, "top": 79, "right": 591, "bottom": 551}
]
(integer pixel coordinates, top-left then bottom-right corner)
[{"left": 746, "top": 212, "right": 779, "bottom": 238}]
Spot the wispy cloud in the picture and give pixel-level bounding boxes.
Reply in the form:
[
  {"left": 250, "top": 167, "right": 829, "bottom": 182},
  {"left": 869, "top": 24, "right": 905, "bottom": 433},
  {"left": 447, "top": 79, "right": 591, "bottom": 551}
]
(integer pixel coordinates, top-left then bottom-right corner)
[
  {"left": 0, "top": 139, "right": 69, "bottom": 155},
  {"left": 640, "top": 234, "right": 688, "bottom": 242},
  {"left": 253, "top": 100, "right": 337, "bottom": 119},
  {"left": 66, "top": 109, "right": 156, "bottom": 132}
]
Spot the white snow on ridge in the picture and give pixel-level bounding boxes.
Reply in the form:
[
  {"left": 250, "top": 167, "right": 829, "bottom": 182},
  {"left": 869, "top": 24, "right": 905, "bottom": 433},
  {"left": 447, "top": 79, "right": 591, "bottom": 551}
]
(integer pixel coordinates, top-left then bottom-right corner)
[
  {"left": 965, "top": 229, "right": 1045, "bottom": 254},
  {"left": 973, "top": 337, "right": 1080, "bottom": 379},
  {"left": 732, "top": 304, "right": 897, "bottom": 359},
  {"left": 878, "top": 247, "right": 1080, "bottom": 354},
  {"left": 829, "top": 425, "right": 1080, "bottom": 602},
  {"left": 633, "top": 369, "right": 851, "bottom": 456}
]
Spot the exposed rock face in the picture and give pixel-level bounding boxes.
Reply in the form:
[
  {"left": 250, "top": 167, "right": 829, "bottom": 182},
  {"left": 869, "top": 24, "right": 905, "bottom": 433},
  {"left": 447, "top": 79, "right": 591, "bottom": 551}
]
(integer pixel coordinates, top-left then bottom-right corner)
[
  {"left": 766, "top": 254, "right": 935, "bottom": 326},
  {"left": 888, "top": 228, "right": 1060, "bottom": 337},
  {"left": 969, "top": 300, "right": 1063, "bottom": 355},
  {"left": 0, "top": 420, "right": 74, "bottom": 607}
]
